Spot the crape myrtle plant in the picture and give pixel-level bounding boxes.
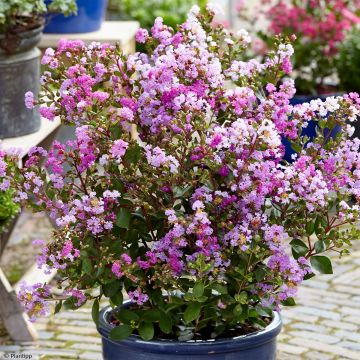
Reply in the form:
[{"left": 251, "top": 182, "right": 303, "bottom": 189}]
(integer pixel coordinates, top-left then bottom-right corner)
[{"left": 1, "top": 5, "right": 360, "bottom": 342}]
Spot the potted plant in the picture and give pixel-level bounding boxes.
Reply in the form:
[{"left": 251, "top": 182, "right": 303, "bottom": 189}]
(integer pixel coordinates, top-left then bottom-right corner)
[
  {"left": 44, "top": 0, "right": 108, "bottom": 34},
  {"left": 239, "top": 0, "right": 360, "bottom": 100},
  {"left": 1, "top": 6, "right": 360, "bottom": 360},
  {"left": 0, "top": 0, "right": 76, "bottom": 139}
]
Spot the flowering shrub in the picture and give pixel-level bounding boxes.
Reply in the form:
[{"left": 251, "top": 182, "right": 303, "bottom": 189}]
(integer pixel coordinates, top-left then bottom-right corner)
[
  {"left": 1, "top": 6, "right": 360, "bottom": 341},
  {"left": 239, "top": 0, "right": 360, "bottom": 94}
]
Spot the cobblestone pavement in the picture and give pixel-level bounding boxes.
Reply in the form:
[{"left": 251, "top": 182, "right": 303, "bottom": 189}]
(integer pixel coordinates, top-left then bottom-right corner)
[{"left": 0, "top": 215, "right": 359, "bottom": 359}]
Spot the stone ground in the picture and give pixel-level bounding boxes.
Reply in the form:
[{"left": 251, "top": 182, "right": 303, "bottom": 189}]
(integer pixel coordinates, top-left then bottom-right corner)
[{"left": 0, "top": 212, "right": 359, "bottom": 359}]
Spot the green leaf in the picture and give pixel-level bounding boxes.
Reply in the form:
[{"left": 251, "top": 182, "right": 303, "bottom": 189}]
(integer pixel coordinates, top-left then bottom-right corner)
[
  {"left": 159, "top": 313, "right": 172, "bottom": 334},
  {"left": 306, "top": 222, "right": 315, "bottom": 236},
  {"left": 212, "top": 283, "right": 228, "bottom": 294},
  {"left": 110, "top": 291, "right": 124, "bottom": 307},
  {"left": 54, "top": 300, "right": 62, "bottom": 315},
  {"left": 290, "top": 239, "right": 309, "bottom": 259},
  {"left": 233, "top": 304, "right": 243, "bottom": 316},
  {"left": 310, "top": 256, "right": 333, "bottom": 274},
  {"left": 117, "top": 309, "right": 139, "bottom": 324},
  {"left": 281, "top": 297, "right": 296, "bottom": 306},
  {"left": 92, "top": 299, "right": 100, "bottom": 327},
  {"left": 124, "top": 143, "right": 141, "bottom": 165},
  {"left": 314, "top": 240, "right": 326, "bottom": 254},
  {"left": 193, "top": 282, "right": 205, "bottom": 298},
  {"left": 183, "top": 302, "right": 202, "bottom": 323},
  {"left": 109, "top": 324, "right": 132, "bottom": 340},
  {"left": 142, "top": 309, "right": 161, "bottom": 322},
  {"left": 102, "top": 281, "right": 121, "bottom": 298},
  {"left": 81, "top": 257, "right": 92, "bottom": 275},
  {"left": 234, "top": 292, "right": 247, "bottom": 304},
  {"left": 139, "top": 322, "right": 154, "bottom": 341},
  {"left": 116, "top": 207, "right": 131, "bottom": 229}
]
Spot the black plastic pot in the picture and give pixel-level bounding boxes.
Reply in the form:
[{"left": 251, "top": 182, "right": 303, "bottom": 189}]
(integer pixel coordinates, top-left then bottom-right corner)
[
  {"left": 0, "top": 27, "right": 42, "bottom": 139},
  {"left": 98, "top": 303, "right": 282, "bottom": 360}
]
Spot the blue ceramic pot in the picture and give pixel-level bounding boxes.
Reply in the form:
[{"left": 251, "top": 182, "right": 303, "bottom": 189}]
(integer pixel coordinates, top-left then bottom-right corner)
[
  {"left": 97, "top": 303, "right": 282, "bottom": 360},
  {"left": 282, "top": 93, "right": 343, "bottom": 162},
  {"left": 44, "top": 0, "right": 108, "bottom": 34}
]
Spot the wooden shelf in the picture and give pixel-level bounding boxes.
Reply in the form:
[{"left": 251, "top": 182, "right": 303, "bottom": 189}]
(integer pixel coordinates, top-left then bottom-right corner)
[{"left": 1, "top": 118, "right": 61, "bottom": 159}]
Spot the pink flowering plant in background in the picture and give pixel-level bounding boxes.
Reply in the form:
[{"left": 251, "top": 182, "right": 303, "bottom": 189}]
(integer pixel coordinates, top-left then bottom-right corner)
[
  {"left": 1, "top": 5, "right": 360, "bottom": 340},
  {"left": 239, "top": 0, "right": 360, "bottom": 95}
]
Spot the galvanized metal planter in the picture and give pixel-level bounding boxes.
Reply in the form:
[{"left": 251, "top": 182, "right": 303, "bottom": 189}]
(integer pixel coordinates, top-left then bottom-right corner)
[{"left": 0, "top": 27, "right": 43, "bottom": 139}]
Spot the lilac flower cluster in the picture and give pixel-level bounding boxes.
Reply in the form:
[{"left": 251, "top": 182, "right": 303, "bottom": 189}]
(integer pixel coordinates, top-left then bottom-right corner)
[{"left": 1, "top": 5, "right": 359, "bottom": 337}]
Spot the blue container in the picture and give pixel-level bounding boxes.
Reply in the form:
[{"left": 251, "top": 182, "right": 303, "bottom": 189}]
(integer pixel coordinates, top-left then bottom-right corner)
[
  {"left": 282, "top": 93, "right": 342, "bottom": 162},
  {"left": 44, "top": 0, "right": 108, "bottom": 34},
  {"left": 98, "top": 303, "right": 282, "bottom": 360}
]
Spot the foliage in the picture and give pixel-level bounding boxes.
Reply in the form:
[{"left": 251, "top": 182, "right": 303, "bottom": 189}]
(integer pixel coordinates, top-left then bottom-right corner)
[
  {"left": 108, "top": 0, "right": 207, "bottom": 30},
  {"left": 337, "top": 27, "right": 360, "bottom": 93},
  {"left": 0, "top": 0, "right": 77, "bottom": 34},
  {"left": 1, "top": 5, "right": 360, "bottom": 341},
  {"left": 239, "top": 0, "right": 360, "bottom": 95},
  {"left": 0, "top": 188, "right": 19, "bottom": 234}
]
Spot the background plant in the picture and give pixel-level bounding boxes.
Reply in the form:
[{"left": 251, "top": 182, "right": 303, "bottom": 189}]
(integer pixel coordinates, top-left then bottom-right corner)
[
  {"left": 239, "top": 0, "right": 360, "bottom": 95},
  {"left": 108, "top": 0, "right": 207, "bottom": 29},
  {"left": 1, "top": 5, "right": 360, "bottom": 342},
  {"left": 0, "top": 177, "right": 19, "bottom": 235},
  {"left": 337, "top": 26, "right": 360, "bottom": 93}
]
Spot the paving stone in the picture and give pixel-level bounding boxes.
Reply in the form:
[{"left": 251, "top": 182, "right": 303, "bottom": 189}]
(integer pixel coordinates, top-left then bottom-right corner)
[
  {"left": 335, "top": 330, "right": 360, "bottom": 342},
  {"left": 290, "top": 322, "right": 328, "bottom": 333},
  {"left": 277, "top": 343, "right": 307, "bottom": 355},
  {"left": 0, "top": 346, "right": 21, "bottom": 352},
  {"left": 25, "top": 348, "right": 79, "bottom": 357},
  {"left": 333, "top": 285, "right": 360, "bottom": 296},
  {"left": 332, "top": 268, "right": 360, "bottom": 284},
  {"left": 56, "top": 334, "right": 102, "bottom": 344},
  {"left": 56, "top": 326, "right": 98, "bottom": 336},
  {"left": 79, "top": 352, "right": 103, "bottom": 360},
  {"left": 339, "top": 306, "right": 360, "bottom": 316},
  {"left": 288, "top": 331, "right": 339, "bottom": 344},
  {"left": 338, "top": 341, "right": 360, "bottom": 351},
  {"left": 37, "top": 330, "right": 55, "bottom": 340},
  {"left": 68, "top": 320, "right": 96, "bottom": 327},
  {"left": 70, "top": 343, "right": 102, "bottom": 352},
  {"left": 320, "top": 319, "right": 358, "bottom": 331},
  {"left": 289, "top": 338, "right": 360, "bottom": 360},
  {"left": 281, "top": 310, "right": 318, "bottom": 323},
  {"left": 304, "top": 279, "right": 330, "bottom": 289},
  {"left": 304, "top": 351, "right": 335, "bottom": 360},
  {"left": 60, "top": 312, "right": 92, "bottom": 320},
  {"left": 291, "top": 306, "right": 341, "bottom": 321},
  {"left": 343, "top": 316, "right": 360, "bottom": 325}
]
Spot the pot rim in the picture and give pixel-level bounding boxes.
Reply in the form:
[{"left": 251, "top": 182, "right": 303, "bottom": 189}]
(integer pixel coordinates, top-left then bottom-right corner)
[
  {"left": 97, "top": 301, "right": 282, "bottom": 355},
  {"left": 0, "top": 24, "right": 44, "bottom": 39}
]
